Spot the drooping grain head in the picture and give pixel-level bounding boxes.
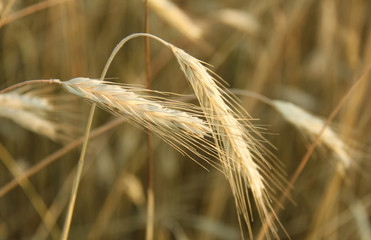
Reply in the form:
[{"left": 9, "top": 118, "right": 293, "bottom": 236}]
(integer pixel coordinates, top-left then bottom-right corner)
[
  {"left": 169, "top": 44, "right": 284, "bottom": 239},
  {"left": 0, "top": 85, "right": 78, "bottom": 142},
  {"left": 273, "top": 100, "right": 352, "bottom": 173},
  {"left": 61, "top": 77, "right": 222, "bottom": 169},
  {"left": 62, "top": 78, "right": 211, "bottom": 137}
]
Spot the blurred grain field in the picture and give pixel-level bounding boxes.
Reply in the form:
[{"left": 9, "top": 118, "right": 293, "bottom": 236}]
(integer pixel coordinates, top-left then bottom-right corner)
[{"left": 0, "top": 0, "right": 370, "bottom": 239}]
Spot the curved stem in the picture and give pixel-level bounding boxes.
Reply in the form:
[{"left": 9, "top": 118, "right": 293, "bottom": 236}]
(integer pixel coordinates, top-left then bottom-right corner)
[
  {"left": 100, "top": 33, "right": 170, "bottom": 81},
  {"left": 228, "top": 88, "right": 275, "bottom": 107},
  {"left": 0, "top": 79, "right": 60, "bottom": 94}
]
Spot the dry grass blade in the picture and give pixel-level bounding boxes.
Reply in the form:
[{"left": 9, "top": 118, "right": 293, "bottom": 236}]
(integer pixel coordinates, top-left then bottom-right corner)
[
  {"left": 169, "top": 44, "right": 285, "bottom": 239},
  {"left": 0, "top": 84, "right": 77, "bottom": 142},
  {"left": 213, "top": 9, "right": 260, "bottom": 36},
  {"left": 351, "top": 199, "right": 371, "bottom": 240},
  {"left": 0, "top": 118, "right": 124, "bottom": 199},
  {"left": 0, "top": 0, "right": 69, "bottom": 29},
  {"left": 87, "top": 173, "right": 145, "bottom": 240},
  {"left": 148, "top": 0, "right": 203, "bottom": 41},
  {"left": 0, "top": 142, "right": 60, "bottom": 240}
]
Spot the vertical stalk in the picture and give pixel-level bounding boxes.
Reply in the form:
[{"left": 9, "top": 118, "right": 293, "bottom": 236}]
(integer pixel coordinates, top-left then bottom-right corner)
[
  {"left": 144, "top": 1, "right": 154, "bottom": 240},
  {"left": 61, "top": 105, "right": 96, "bottom": 240}
]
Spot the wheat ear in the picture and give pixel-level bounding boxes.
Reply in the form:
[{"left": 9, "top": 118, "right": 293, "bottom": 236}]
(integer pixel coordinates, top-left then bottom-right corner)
[
  {"left": 273, "top": 100, "right": 352, "bottom": 173},
  {"left": 169, "top": 45, "right": 284, "bottom": 239},
  {"left": 61, "top": 78, "right": 222, "bottom": 169},
  {"left": 0, "top": 82, "right": 77, "bottom": 142}
]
